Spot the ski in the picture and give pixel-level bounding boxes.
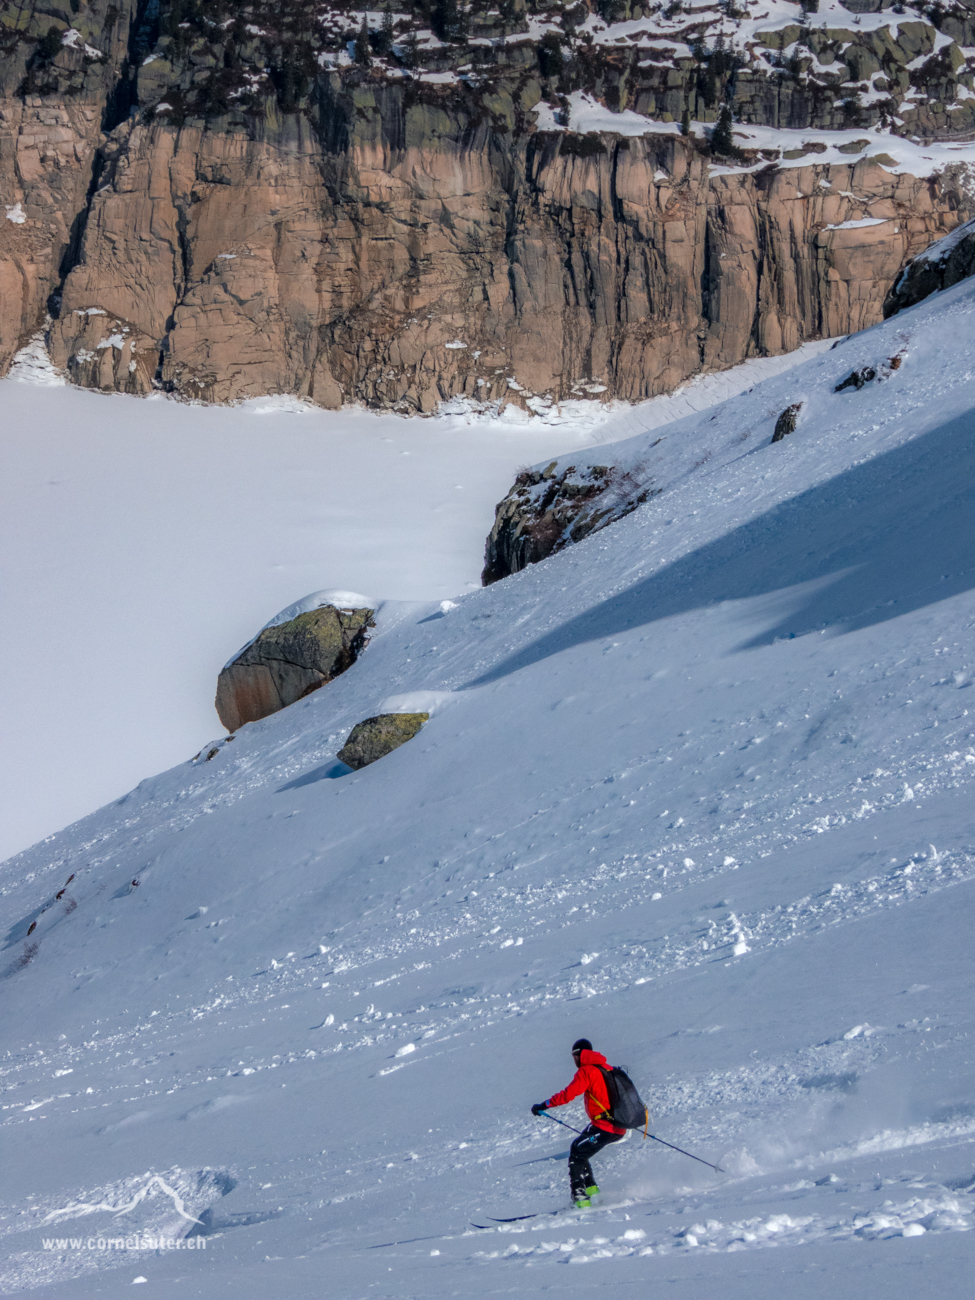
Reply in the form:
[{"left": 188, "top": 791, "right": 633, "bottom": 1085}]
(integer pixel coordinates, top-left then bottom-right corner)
[{"left": 471, "top": 1207, "right": 587, "bottom": 1227}]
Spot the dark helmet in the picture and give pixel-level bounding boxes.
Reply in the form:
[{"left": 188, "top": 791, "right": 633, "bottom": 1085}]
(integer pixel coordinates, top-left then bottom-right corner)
[{"left": 571, "top": 1038, "right": 593, "bottom": 1055}]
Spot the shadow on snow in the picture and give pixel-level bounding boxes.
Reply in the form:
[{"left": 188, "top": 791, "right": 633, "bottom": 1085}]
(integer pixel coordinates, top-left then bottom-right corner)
[{"left": 466, "top": 412, "right": 975, "bottom": 687}]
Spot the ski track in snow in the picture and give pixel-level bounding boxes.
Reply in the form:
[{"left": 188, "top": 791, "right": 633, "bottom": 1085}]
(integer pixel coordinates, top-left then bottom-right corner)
[{"left": 472, "top": 1182, "right": 975, "bottom": 1266}]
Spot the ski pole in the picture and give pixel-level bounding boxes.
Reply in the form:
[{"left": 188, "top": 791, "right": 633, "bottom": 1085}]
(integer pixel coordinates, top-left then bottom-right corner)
[
  {"left": 535, "top": 1110, "right": 584, "bottom": 1135},
  {"left": 534, "top": 1111, "right": 723, "bottom": 1172},
  {"left": 646, "top": 1134, "right": 724, "bottom": 1174}
]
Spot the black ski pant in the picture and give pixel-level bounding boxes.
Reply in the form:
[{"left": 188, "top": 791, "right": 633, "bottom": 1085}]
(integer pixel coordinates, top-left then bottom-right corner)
[{"left": 568, "top": 1124, "right": 624, "bottom": 1198}]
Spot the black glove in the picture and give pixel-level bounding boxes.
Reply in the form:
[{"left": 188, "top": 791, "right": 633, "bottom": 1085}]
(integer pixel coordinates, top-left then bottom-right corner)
[{"left": 531, "top": 1102, "right": 549, "bottom": 1117}]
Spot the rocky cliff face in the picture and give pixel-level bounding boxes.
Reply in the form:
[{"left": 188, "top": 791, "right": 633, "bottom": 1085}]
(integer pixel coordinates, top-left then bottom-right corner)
[{"left": 3, "top": 0, "right": 975, "bottom": 412}]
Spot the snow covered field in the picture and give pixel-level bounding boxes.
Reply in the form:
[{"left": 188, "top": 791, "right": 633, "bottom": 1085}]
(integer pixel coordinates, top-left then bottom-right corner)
[
  {"left": 0, "top": 343, "right": 827, "bottom": 862},
  {"left": 2, "top": 281, "right": 975, "bottom": 1297}
]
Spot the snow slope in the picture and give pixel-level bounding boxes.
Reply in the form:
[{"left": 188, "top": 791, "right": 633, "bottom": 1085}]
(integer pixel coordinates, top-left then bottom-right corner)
[
  {"left": 2, "top": 285, "right": 975, "bottom": 1297},
  {"left": 0, "top": 341, "right": 829, "bottom": 863}
]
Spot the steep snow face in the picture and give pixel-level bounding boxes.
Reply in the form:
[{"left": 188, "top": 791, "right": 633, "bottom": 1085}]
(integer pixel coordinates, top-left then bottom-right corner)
[
  {"left": 0, "top": 341, "right": 831, "bottom": 864},
  {"left": 2, "top": 283, "right": 975, "bottom": 1296},
  {"left": 0, "top": 391, "right": 620, "bottom": 863}
]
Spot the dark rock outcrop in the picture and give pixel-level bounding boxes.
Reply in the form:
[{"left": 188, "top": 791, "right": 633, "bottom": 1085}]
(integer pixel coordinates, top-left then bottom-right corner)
[
  {"left": 835, "top": 367, "right": 877, "bottom": 392},
  {"left": 771, "top": 403, "right": 803, "bottom": 442},
  {"left": 482, "top": 460, "right": 656, "bottom": 584},
  {"left": 883, "top": 216, "right": 975, "bottom": 318},
  {"left": 216, "top": 605, "right": 374, "bottom": 732},
  {"left": 337, "top": 713, "right": 429, "bottom": 771}
]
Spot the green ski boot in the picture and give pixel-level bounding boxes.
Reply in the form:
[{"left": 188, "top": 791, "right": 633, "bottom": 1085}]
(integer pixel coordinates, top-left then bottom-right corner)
[
  {"left": 572, "top": 1196, "right": 592, "bottom": 1209},
  {"left": 585, "top": 1185, "right": 600, "bottom": 1198}
]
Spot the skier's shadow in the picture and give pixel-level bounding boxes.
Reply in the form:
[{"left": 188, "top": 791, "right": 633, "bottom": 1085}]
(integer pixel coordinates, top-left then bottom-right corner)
[{"left": 466, "top": 412, "right": 975, "bottom": 686}]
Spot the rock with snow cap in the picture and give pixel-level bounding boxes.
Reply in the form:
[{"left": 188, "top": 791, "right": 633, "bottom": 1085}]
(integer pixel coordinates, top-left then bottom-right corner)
[
  {"left": 336, "top": 713, "right": 429, "bottom": 770},
  {"left": 215, "top": 595, "right": 375, "bottom": 732},
  {"left": 884, "top": 215, "right": 975, "bottom": 318}
]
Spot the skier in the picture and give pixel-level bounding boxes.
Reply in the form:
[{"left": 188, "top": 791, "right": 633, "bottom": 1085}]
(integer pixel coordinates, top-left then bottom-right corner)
[{"left": 531, "top": 1038, "right": 626, "bottom": 1207}]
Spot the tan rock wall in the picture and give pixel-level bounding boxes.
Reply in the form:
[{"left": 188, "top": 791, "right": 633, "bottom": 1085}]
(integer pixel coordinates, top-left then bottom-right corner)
[
  {"left": 2, "top": 105, "right": 970, "bottom": 410},
  {"left": 0, "top": 99, "right": 104, "bottom": 368}
]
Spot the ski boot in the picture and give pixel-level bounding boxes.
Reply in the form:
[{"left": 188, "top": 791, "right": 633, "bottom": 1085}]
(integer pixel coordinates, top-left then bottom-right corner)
[
  {"left": 585, "top": 1185, "right": 600, "bottom": 1199},
  {"left": 572, "top": 1195, "right": 592, "bottom": 1209}
]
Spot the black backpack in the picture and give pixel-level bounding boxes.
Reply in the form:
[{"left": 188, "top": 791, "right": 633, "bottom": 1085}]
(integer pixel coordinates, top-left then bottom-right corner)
[{"left": 597, "top": 1066, "right": 650, "bottom": 1135}]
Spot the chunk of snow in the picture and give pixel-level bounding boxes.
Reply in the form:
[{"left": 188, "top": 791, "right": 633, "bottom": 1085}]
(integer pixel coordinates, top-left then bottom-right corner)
[
  {"left": 825, "top": 217, "right": 889, "bottom": 232},
  {"left": 379, "top": 690, "right": 452, "bottom": 716},
  {"left": 61, "top": 28, "right": 102, "bottom": 57},
  {"left": 4, "top": 202, "right": 25, "bottom": 224},
  {"left": 223, "top": 589, "right": 377, "bottom": 668},
  {"left": 240, "top": 394, "right": 316, "bottom": 415},
  {"left": 7, "top": 333, "right": 66, "bottom": 387}
]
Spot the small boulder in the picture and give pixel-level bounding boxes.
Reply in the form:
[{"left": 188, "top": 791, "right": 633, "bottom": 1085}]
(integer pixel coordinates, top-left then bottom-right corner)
[
  {"left": 337, "top": 713, "right": 429, "bottom": 770},
  {"left": 771, "top": 402, "right": 803, "bottom": 442},
  {"left": 835, "top": 366, "right": 876, "bottom": 392},
  {"left": 216, "top": 603, "right": 375, "bottom": 732}
]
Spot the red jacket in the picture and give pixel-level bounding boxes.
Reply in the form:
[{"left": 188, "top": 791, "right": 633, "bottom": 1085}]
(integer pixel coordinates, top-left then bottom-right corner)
[{"left": 545, "top": 1049, "right": 625, "bottom": 1135}]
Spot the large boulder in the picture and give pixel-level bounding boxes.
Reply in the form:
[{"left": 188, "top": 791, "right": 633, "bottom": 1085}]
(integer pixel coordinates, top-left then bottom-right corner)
[
  {"left": 216, "top": 599, "right": 375, "bottom": 732},
  {"left": 337, "top": 714, "right": 429, "bottom": 770},
  {"left": 482, "top": 460, "right": 653, "bottom": 585},
  {"left": 884, "top": 216, "right": 975, "bottom": 318}
]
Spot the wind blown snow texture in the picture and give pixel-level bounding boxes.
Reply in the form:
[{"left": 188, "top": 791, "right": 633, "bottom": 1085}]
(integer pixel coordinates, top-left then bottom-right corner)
[{"left": 1, "top": 285, "right": 975, "bottom": 1298}]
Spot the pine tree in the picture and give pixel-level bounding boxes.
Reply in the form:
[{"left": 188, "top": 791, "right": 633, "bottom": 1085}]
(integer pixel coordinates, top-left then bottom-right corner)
[
  {"left": 538, "top": 31, "right": 563, "bottom": 80},
  {"left": 379, "top": 6, "right": 395, "bottom": 55},
  {"left": 710, "top": 106, "right": 741, "bottom": 158},
  {"left": 354, "top": 14, "right": 371, "bottom": 66},
  {"left": 432, "top": 0, "right": 467, "bottom": 44},
  {"left": 403, "top": 27, "right": 419, "bottom": 69}
]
